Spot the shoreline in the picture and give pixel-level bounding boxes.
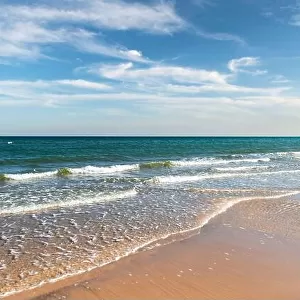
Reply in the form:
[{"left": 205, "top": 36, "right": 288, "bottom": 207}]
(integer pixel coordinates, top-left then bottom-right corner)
[{"left": 4, "top": 196, "right": 300, "bottom": 300}]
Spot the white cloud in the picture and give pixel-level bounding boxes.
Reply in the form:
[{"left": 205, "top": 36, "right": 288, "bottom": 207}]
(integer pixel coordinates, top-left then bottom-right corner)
[
  {"left": 0, "top": 21, "right": 65, "bottom": 44},
  {"left": 70, "top": 35, "right": 150, "bottom": 63},
  {"left": 94, "top": 62, "right": 229, "bottom": 85},
  {"left": 86, "top": 62, "right": 288, "bottom": 96},
  {"left": 54, "top": 79, "right": 111, "bottom": 90},
  {"left": 123, "top": 50, "right": 143, "bottom": 58},
  {"left": 0, "top": 0, "right": 183, "bottom": 62},
  {"left": 196, "top": 30, "right": 246, "bottom": 45},
  {"left": 1, "top": 76, "right": 299, "bottom": 136},
  {"left": 1, "top": 61, "right": 289, "bottom": 110},
  {"left": 2, "top": 0, "right": 186, "bottom": 34},
  {"left": 227, "top": 57, "right": 268, "bottom": 76},
  {"left": 0, "top": 0, "right": 246, "bottom": 62},
  {"left": 0, "top": 86, "right": 298, "bottom": 110},
  {"left": 228, "top": 57, "right": 259, "bottom": 72},
  {"left": 0, "top": 79, "right": 112, "bottom": 102},
  {"left": 271, "top": 75, "right": 290, "bottom": 84},
  {"left": 0, "top": 19, "right": 150, "bottom": 62},
  {"left": 0, "top": 42, "right": 41, "bottom": 59},
  {"left": 163, "top": 83, "right": 289, "bottom": 95},
  {"left": 0, "top": 21, "right": 68, "bottom": 59}
]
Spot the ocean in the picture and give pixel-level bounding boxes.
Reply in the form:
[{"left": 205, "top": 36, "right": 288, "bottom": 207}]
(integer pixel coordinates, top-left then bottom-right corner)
[{"left": 1, "top": 136, "right": 300, "bottom": 297}]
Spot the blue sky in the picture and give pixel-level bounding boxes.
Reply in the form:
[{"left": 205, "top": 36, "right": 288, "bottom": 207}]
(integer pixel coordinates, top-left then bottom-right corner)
[{"left": 1, "top": 0, "right": 300, "bottom": 135}]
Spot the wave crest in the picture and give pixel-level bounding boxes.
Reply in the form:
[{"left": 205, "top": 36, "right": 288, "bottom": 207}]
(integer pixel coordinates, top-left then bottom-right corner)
[
  {"left": 4, "top": 164, "right": 139, "bottom": 181},
  {"left": 0, "top": 189, "right": 137, "bottom": 215}
]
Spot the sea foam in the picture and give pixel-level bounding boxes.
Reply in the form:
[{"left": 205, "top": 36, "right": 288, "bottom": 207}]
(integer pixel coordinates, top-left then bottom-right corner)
[{"left": 0, "top": 189, "right": 137, "bottom": 215}]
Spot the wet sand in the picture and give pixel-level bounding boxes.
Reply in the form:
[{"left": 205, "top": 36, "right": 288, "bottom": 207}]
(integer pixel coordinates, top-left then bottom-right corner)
[{"left": 5, "top": 197, "right": 300, "bottom": 300}]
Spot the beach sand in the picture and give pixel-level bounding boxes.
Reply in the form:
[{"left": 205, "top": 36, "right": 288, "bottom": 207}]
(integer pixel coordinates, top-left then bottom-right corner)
[{"left": 5, "top": 196, "right": 300, "bottom": 300}]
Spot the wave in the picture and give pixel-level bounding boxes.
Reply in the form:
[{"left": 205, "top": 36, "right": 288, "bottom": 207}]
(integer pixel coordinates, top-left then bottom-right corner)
[
  {"left": 139, "top": 158, "right": 262, "bottom": 169},
  {"left": 4, "top": 164, "right": 139, "bottom": 181},
  {"left": 143, "top": 151, "right": 300, "bottom": 169},
  {"left": 214, "top": 166, "right": 269, "bottom": 172},
  {"left": 153, "top": 169, "right": 300, "bottom": 184},
  {"left": 173, "top": 157, "right": 270, "bottom": 167},
  {"left": 173, "top": 191, "right": 300, "bottom": 239},
  {"left": 1, "top": 152, "right": 296, "bottom": 182},
  {"left": 71, "top": 164, "right": 138, "bottom": 174},
  {"left": 291, "top": 152, "right": 300, "bottom": 159},
  {"left": 7, "top": 171, "right": 57, "bottom": 181},
  {"left": 0, "top": 189, "right": 137, "bottom": 216},
  {"left": 153, "top": 173, "right": 240, "bottom": 184}
]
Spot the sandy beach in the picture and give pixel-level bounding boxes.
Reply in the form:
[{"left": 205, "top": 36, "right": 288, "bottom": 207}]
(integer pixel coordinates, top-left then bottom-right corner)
[{"left": 5, "top": 195, "right": 300, "bottom": 300}]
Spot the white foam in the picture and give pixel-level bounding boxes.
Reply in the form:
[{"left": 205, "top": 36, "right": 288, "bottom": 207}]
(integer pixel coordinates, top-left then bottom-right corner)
[
  {"left": 5, "top": 164, "right": 138, "bottom": 181},
  {"left": 215, "top": 166, "right": 269, "bottom": 172},
  {"left": 0, "top": 189, "right": 137, "bottom": 215},
  {"left": 198, "top": 191, "right": 300, "bottom": 230},
  {"left": 154, "top": 169, "right": 300, "bottom": 184},
  {"left": 154, "top": 173, "right": 239, "bottom": 184},
  {"left": 7, "top": 171, "right": 56, "bottom": 180},
  {"left": 72, "top": 164, "right": 138, "bottom": 174},
  {"left": 292, "top": 152, "right": 300, "bottom": 159},
  {"left": 172, "top": 157, "right": 270, "bottom": 168}
]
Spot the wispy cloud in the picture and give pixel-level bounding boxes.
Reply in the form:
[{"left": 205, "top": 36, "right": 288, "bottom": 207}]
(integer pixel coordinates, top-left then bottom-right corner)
[
  {"left": 263, "top": 1, "right": 300, "bottom": 26},
  {"left": 54, "top": 79, "right": 111, "bottom": 90},
  {"left": 0, "top": 86, "right": 298, "bottom": 111},
  {"left": 228, "top": 57, "right": 267, "bottom": 75},
  {"left": 271, "top": 75, "right": 290, "bottom": 84},
  {"left": 84, "top": 61, "right": 288, "bottom": 96},
  {"left": 196, "top": 29, "right": 246, "bottom": 45},
  {"left": 69, "top": 33, "right": 151, "bottom": 63},
  {"left": 3, "top": 0, "right": 186, "bottom": 34},
  {"left": 0, "top": 0, "right": 185, "bottom": 62},
  {"left": 0, "top": 20, "right": 150, "bottom": 62},
  {"left": 190, "top": 0, "right": 215, "bottom": 8},
  {"left": 0, "top": 79, "right": 112, "bottom": 103},
  {"left": 163, "top": 83, "right": 289, "bottom": 95},
  {"left": 93, "top": 62, "right": 229, "bottom": 85},
  {"left": 0, "top": 59, "right": 13, "bottom": 66},
  {"left": 290, "top": 14, "right": 300, "bottom": 26},
  {"left": 0, "top": 0, "right": 247, "bottom": 63}
]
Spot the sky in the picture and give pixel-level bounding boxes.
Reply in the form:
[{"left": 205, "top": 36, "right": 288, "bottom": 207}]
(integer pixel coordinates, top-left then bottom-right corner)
[{"left": 1, "top": 0, "right": 300, "bottom": 136}]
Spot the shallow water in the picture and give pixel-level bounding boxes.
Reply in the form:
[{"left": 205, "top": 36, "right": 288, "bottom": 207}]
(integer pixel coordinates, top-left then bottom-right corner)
[{"left": 1, "top": 137, "right": 300, "bottom": 296}]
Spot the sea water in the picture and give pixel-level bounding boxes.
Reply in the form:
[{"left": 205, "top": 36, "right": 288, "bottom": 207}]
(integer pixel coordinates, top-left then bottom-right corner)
[{"left": 1, "top": 137, "right": 300, "bottom": 296}]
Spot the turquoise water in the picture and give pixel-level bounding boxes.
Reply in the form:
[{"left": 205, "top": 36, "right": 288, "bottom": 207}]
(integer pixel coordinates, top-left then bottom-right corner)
[
  {"left": 2, "top": 137, "right": 300, "bottom": 171},
  {"left": 1, "top": 137, "right": 300, "bottom": 296}
]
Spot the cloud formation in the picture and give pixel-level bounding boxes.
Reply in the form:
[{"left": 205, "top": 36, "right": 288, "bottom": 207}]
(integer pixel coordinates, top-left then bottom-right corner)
[
  {"left": 0, "top": 0, "right": 186, "bottom": 62},
  {"left": 196, "top": 30, "right": 246, "bottom": 45},
  {"left": 0, "top": 55, "right": 291, "bottom": 111},
  {"left": 86, "top": 61, "right": 287, "bottom": 96},
  {"left": 227, "top": 57, "right": 267, "bottom": 75},
  {"left": 95, "top": 62, "right": 228, "bottom": 85},
  {"left": 3, "top": 0, "right": 186, "bottom": 34},
  {"left": 0, "top": 0, "right": 246, "bottom": 63}
]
